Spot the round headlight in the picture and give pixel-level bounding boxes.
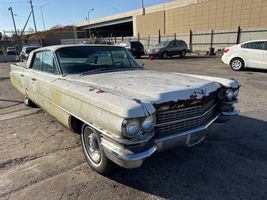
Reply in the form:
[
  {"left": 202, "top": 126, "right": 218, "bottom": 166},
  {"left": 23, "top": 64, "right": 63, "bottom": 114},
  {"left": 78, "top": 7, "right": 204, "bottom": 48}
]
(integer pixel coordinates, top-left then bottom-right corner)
[
  {"left": 122, "top": 119, "right": 141, "bottom": 138},
  {"left": 234, "top": 89, "right": 239, "bottom": 98},
  {"left": 142, "top": 115, "right": 155, "bottom": 132},
  {"left": 225, "top": 89, "right": 234, "bottom": 101}
]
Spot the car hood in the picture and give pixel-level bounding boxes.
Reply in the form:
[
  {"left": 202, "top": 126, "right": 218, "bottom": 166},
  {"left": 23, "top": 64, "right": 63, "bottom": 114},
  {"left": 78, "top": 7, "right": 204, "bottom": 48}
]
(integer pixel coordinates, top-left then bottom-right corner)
[{"left": 67, "top": 70, "right": 222, "bottom": 105}]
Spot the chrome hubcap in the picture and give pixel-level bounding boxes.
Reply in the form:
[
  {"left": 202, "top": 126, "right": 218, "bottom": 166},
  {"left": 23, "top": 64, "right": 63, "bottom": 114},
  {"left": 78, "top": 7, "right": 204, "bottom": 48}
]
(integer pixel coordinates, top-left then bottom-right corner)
[
  {"left": 84, "top": 127, "right": 101, "bottom": 164},
  {"left": 232, "top": 60, "right": 242, "bottom": 70}
]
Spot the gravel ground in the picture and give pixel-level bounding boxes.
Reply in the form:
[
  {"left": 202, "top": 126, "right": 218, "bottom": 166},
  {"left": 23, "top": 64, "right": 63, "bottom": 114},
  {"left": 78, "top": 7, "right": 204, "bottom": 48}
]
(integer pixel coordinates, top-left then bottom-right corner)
[{"left": 0, "top": 55, "right": 267, "bottom": 200}]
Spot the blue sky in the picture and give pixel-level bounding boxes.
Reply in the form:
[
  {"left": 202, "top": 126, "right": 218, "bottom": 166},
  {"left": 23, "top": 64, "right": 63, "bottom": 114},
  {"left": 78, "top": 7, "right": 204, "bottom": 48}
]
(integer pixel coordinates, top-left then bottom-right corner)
[{"left": 0, "top": 0, "right": 173, "bottom": 33}]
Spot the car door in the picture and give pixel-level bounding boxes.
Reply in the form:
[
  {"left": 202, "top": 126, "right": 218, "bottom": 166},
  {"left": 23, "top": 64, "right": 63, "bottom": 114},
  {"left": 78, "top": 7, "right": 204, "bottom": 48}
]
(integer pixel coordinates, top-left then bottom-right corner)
[
  {"left": 33, "top": 51, "right": 58, "bottom": 111},
  {"left": 23, "top": 51, "right": 42, "bottom": 103},
  {"left": 167, "top": 41, "right": 176, "bottom": 55},
  {"left": 241, "top": 41, "right": 265, "bottom": 68}
]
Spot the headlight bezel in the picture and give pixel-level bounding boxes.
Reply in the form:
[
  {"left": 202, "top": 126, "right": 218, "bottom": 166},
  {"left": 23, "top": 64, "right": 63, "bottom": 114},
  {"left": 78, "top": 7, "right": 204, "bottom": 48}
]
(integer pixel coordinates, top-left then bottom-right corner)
[
  {"left": 121, "top": 114, "right": 156, "bottom": 138},
  {"left": 141, "top": 115, "right": 156, "bottom": 132},
  {"left": 121, "top": 119, "right": 141, "bottom": 138},
  {"left": 219, "top": 88, "right": 239, "bottom": 102}
]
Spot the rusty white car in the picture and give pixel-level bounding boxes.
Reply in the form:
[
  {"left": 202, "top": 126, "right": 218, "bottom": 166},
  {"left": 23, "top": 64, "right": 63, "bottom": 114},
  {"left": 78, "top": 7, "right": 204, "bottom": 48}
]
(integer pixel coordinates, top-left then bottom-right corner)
[{"left": 10, "top": 45, "right": 240, "bottom": 174}]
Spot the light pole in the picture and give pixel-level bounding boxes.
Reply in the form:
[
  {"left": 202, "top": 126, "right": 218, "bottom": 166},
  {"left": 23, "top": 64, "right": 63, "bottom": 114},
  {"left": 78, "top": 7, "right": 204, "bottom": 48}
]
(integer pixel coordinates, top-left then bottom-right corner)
[
  {"left": 40, "top": 4, "right": 49, "bottom": 31},
  {"left": 142, "top": 0, "right": 145, "bottom": 15},
  {"left": 87, "top": 8, "right": 94, "bottom": 38}
]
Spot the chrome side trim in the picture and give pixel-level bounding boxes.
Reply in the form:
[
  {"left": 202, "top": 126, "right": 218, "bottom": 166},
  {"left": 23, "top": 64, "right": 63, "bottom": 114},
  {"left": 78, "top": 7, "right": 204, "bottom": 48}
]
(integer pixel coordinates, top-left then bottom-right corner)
[
  {"left": 155, "top": 104, "right": 217, "bottom": 127},
  {"left": 221, "top": 110, "right": 240, "bottom": 116},
  {"left": 124, "top": 146, "right": 157, "bottom": 161},
  {"left": 154, "top": 113, "right": 220, "bottom": 143},
  {"left": 220, "top": 100, "right": 238, "bottom": 104}
]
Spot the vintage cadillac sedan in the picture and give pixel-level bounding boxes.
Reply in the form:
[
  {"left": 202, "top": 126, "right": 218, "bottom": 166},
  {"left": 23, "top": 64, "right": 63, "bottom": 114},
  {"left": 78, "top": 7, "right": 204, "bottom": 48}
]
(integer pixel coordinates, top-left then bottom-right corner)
[{"left": 10, "top": 45, "right": 240, "bottom": 174}]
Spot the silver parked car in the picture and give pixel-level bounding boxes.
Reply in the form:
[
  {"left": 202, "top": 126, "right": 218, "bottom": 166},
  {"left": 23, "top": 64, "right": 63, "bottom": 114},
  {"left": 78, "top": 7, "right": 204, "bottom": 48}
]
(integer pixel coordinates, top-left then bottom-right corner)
[{"left": 148, "top": 40, "right": 188, "bottom": 59}]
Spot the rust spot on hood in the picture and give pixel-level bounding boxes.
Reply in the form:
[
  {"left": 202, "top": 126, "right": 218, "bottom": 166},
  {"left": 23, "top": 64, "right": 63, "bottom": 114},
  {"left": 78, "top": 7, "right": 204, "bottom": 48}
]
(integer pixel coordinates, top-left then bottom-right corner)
[{"left": 89, "top": 86, "right": 105, "bottom": 94}]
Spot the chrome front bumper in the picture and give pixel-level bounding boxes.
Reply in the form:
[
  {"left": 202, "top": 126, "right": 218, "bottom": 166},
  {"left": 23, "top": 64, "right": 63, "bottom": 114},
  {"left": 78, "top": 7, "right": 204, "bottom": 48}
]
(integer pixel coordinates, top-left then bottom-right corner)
[{"left": 101, "top": 110, "right": 239, "bottom": 169}]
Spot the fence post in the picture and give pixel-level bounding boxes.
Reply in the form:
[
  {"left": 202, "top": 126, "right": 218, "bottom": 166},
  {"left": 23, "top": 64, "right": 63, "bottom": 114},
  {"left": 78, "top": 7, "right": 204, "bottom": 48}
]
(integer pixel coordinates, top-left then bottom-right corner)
[
  {"left": 236, "top": 26, "right": 241, "bottom": 44},
  {"left": 138, "top": 33, "right": 140, "bottom": 42},
  {"left": 174, "top": 33, "right": 176, "bottom": 40},
  {"left": 148, "top": 35, "right": 150, "bottom": 49},
  {"left": 189, "top": 30, "right": 193, "bottom": 52},
  {"left": 210, "top": 29, "right": 214, "bottom": 49},
  {"left": 122, "top": 36, "right": 124, "bottom": 41},
  {"left": 115, "top": 36, "right": 117, "bottom": 43},
  {"left": 158, "top": 29, "right": 161, "bottom": 43}
]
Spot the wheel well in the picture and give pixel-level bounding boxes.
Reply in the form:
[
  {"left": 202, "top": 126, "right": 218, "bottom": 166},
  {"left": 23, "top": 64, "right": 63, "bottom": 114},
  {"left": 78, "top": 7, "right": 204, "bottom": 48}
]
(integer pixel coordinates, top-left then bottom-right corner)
[
  {"left": 69, "top": 116, "right": 84, "bottom": 134},
  {"left": 230, "top": 57, "right": 245, "bottom": 66}
]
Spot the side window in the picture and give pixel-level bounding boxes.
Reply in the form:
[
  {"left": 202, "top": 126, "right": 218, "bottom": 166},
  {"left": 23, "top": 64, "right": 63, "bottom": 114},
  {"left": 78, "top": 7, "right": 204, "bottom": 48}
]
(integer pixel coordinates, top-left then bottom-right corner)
[
  {"left": 176, "top": 41, "right": 183, "bottom": 47},
  {"left": 31, "top": 51, "right": 57, "bottom": 74},
  {"left": 32, "top": 52, "right": 42, "bottom": 71},
  {"left": 42, "top": 51, "right": 56, "bottom": 74},
  {"left": 241, "top": 42, "right": 265, "bottom": 50},
  {"left": 168, "top": 41, "right": 175, "bottom": 48}
]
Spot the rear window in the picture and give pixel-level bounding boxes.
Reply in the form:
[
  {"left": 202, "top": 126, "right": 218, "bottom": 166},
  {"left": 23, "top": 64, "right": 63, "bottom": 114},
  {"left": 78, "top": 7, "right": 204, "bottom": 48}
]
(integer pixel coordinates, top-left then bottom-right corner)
[{"left": 131, "top": 42, "right": 143, "bottom": 48}]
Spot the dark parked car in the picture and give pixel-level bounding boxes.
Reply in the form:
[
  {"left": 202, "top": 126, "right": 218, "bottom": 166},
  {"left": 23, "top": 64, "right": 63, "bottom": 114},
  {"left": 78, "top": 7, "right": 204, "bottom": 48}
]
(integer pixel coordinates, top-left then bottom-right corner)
[
  {"left": 118, "top": 41, "right": 144, "bottom": 59},
  {"left": 19, "top": 46, "right": 40, "bottom": 62},
  {"left": 7, "top": 47, "right": 16, "bottom": 55},
  {"left": 148, "top": 40, "right": 188, "bottom": 59}
]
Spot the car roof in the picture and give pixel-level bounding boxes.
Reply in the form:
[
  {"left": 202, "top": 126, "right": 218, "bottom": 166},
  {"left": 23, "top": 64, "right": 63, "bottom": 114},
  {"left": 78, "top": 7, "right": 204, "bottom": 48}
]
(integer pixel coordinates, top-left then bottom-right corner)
[
  {"left": 33, "top": 44, "right": 124, "bottom": 52},
  {"left": 241, "top": 39, "right": 267, "bottom": 44},
  {"left": 23, "top": 46, "right": 40, "bottom": 48}
]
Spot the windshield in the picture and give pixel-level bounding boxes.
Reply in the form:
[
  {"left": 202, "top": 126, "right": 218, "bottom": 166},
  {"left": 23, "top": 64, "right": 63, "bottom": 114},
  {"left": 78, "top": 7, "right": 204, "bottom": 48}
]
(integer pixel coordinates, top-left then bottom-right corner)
[
  {"left": 56, "top": 46, "right": 141, "bottom": 74},
  {"left": 155, "top": 41, "right": 169, "bottom": 48}
]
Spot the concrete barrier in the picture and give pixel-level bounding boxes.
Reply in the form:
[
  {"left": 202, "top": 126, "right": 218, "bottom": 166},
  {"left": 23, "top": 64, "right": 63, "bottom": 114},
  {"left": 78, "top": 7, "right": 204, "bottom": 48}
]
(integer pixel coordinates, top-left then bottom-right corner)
[{"left": 0, "top": 55, "right": 17, "bottom": 63}]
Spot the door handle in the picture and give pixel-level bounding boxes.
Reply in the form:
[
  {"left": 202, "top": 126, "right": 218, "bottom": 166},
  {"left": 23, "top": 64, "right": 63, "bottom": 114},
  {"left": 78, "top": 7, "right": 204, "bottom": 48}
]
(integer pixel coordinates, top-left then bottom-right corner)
[
  {"left": 31, "top": 78, "right": 37, "bottom": 81},
  {"left": 20, "top": 74, "right": 24, "bottom": 77},
  {"left": 243, "top": 50, "right": 248, "bottom": 53}
]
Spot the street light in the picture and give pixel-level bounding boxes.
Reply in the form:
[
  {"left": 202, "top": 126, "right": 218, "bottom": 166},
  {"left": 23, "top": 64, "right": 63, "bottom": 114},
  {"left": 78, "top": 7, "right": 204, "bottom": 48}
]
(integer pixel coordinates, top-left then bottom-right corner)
[
  {"left": 142, "top": 0, "right": 145, "bottom": 15},
  {"left": 87, "top": 8, "right": 94, "bottom": 38},
  {"left": 40, "top": 4, "right": 49, "bottom": 31},
  {"left": 88, "top": 8, "right": 94, "bottom": 24}
]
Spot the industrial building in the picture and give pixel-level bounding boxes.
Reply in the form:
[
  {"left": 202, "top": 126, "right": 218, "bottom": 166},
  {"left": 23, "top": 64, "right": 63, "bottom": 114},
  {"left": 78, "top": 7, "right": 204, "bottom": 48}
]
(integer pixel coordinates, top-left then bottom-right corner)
[{"left": 76, "top": 0, "right": 267, "bottom": 37}]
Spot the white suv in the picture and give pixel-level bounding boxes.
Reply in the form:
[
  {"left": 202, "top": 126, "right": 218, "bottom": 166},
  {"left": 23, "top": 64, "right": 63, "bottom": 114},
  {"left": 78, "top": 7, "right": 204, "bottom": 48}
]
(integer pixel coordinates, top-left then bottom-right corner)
[{"left": 222, "top": 40, "right": 267, "bottom": 71}]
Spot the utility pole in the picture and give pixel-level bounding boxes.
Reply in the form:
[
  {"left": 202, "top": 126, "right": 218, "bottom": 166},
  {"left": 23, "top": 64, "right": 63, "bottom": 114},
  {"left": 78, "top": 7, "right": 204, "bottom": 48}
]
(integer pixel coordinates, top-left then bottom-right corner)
[
  {"left": 8, "top": 6, "right": 18, "bottom": 36},
  {"left": 28, "top": 0, "right": 39, "bottom": 40}
]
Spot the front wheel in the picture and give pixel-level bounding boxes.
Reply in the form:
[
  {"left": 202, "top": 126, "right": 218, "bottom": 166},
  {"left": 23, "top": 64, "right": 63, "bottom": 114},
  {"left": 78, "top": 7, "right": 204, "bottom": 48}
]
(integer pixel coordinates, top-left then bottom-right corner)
[
  {"left": 24, "top": 96, "right": 36, "bottom": 107},
  {"left": 162, "top": 51, "right": 168, "bottom": 59},
  {"left": 81, "top": 124, "right": 113, "bottom": 174},
  {"left": 230, "top": 58, "right": 244, "bottom": 71},
  {"left": 180, "top": 50, "right": 186, "bottom": 58}
]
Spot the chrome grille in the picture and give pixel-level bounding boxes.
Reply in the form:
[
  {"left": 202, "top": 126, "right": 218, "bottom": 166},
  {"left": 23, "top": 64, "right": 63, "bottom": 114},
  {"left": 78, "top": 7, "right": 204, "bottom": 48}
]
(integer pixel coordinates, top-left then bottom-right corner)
[{"left": 155, "top": 100, "right": 216, "bottom": 135}]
